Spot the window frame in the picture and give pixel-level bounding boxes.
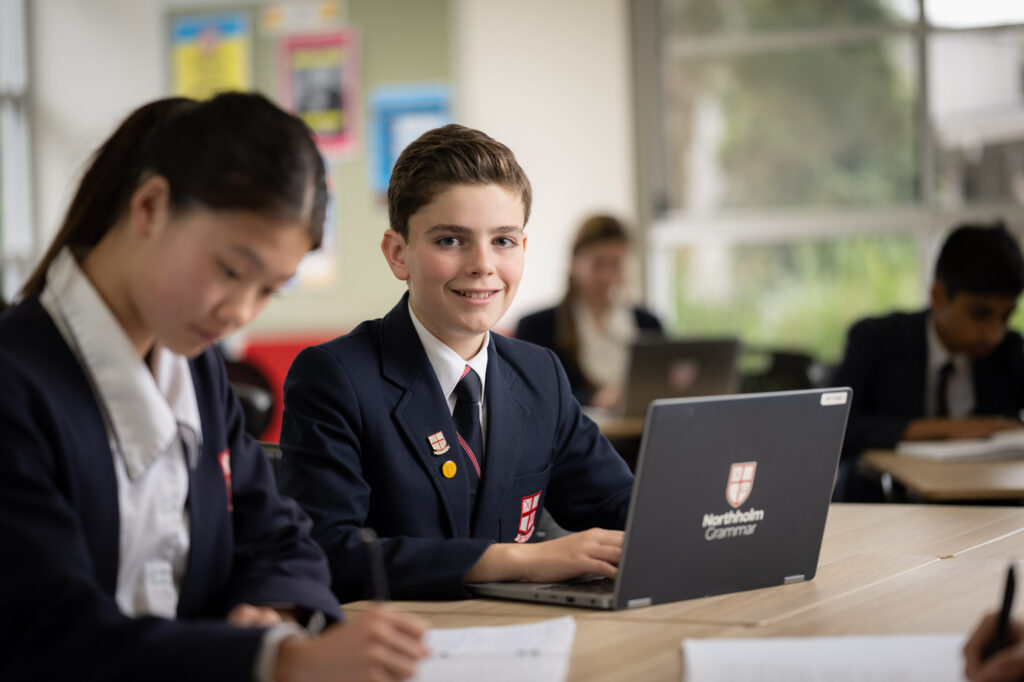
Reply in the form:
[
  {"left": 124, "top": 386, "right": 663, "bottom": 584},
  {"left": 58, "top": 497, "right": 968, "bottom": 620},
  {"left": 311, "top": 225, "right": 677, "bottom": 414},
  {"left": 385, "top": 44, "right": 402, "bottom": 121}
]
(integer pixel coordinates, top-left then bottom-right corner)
[{"left": 634, "top": 0, "right": 1024, "bottom": 334}]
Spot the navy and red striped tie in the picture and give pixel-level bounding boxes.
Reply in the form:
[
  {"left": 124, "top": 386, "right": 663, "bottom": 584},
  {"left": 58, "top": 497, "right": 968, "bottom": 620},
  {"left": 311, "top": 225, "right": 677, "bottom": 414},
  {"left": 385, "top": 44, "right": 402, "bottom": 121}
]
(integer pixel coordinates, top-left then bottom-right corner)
[{"left": 454, "top": 365, "right": 483, "bottom": 477}]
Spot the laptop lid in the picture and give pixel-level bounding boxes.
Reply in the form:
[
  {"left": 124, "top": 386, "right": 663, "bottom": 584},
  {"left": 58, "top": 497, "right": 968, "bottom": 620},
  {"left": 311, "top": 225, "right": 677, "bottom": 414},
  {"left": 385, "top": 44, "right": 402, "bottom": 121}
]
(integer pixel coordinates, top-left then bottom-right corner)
[
  {"left": 612, "top": 388, "right": 851, "bottom": 609},
  {"left": 620, "top": 338, "right": 741, "bottom": 416},
  {"left": 467, "top": 388, "right": 850, "bottom": 610}
]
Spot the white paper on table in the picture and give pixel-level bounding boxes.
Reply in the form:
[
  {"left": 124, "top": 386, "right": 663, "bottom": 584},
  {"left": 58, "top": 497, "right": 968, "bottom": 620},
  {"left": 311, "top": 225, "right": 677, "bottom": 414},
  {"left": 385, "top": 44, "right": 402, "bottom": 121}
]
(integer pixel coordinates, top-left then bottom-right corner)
[
  {"left": 412, "top": 616, "right": 576, "bottom": 682},
  {"left": 682, "top": 633, "right": 966, "bottom": 682}
]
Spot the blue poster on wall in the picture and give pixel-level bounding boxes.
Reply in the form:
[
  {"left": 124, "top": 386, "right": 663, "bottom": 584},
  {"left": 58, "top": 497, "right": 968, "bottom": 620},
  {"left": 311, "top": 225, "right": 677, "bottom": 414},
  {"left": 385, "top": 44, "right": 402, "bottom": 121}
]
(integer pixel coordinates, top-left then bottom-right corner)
[{"left": 369, "top": 84, "right": 452, "bottom": 195}]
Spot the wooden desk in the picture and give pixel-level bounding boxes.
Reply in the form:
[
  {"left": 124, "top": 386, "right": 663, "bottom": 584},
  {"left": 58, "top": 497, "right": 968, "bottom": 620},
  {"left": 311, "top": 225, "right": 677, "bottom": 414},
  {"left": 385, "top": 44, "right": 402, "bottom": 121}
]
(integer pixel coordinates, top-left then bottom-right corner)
[
  {"left": 586, "top": 412, "right": 645, "bottom": 440},
  {"left": 861, "top": 449, "right": 1024, "bottom": 501},
  {"left": 345, "top": 504, "right": 1024, "bottom": 681}
]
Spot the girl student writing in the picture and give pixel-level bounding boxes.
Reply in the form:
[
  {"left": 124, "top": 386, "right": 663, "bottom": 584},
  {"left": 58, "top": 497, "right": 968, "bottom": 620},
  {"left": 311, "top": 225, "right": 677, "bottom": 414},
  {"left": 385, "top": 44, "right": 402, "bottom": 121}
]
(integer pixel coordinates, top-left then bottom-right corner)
[{"left": 0, "top": 92, "right": 427, "bottom": 682}]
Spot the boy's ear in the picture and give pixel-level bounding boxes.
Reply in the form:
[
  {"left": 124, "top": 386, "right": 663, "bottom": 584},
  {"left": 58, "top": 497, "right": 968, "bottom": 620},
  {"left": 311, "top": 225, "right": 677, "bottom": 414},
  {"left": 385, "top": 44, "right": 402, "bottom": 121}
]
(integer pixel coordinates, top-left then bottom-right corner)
[
  {"left": 381, "top": 229, "right": 410, "bottom": 281},
  {"left": 128, "top": 175, "right": 171, "bottom": 239}
]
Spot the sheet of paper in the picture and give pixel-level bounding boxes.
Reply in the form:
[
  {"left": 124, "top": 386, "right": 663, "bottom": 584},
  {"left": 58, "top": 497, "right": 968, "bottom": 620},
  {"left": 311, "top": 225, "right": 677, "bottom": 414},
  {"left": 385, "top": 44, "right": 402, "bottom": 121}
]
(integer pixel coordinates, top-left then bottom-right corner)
[
  {"left": 412, "top": 616, "right": 576, "bottom": 682},
  {"left": 898, "top": 429, "right": 1024, "bottom": 460},
  {"left": 682, "top": 633, "right": 965, "bottom": 682}
]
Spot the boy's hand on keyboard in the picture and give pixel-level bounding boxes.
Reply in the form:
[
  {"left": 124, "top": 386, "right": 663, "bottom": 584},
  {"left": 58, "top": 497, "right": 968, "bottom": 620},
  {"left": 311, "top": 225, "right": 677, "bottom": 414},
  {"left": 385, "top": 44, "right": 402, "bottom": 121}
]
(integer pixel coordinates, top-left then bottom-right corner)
[{"left": 465, "top": 528, "right": 623, "bottom": 583}]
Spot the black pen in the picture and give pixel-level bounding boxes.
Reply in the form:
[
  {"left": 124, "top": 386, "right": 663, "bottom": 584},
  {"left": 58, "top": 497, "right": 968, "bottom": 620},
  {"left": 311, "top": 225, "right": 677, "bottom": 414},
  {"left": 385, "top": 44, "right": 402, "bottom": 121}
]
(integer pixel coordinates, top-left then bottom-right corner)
[
  {"left": 985, "top": 563, "right": 1016, "bottom": 660},
  {"left": 359, "top": 527, "right": 391, "bottom": 602}
]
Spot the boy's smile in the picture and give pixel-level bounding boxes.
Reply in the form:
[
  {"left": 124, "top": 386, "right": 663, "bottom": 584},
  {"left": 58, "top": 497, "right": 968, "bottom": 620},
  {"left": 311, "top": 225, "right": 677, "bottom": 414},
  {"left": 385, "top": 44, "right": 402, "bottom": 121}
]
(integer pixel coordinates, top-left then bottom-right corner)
[{"left": 382, "top": 183, "right": 526, "bottom": 360}]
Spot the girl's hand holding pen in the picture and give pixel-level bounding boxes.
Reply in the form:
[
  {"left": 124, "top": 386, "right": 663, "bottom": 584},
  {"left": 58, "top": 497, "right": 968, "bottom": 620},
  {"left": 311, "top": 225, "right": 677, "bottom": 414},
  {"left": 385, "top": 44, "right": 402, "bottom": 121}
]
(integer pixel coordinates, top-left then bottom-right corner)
[
  {"left": 274, "top": 605, "right": 430, "bottom": 682},
  {"left": 964, "top": 613, "right": 1024, "bottom": 682}
]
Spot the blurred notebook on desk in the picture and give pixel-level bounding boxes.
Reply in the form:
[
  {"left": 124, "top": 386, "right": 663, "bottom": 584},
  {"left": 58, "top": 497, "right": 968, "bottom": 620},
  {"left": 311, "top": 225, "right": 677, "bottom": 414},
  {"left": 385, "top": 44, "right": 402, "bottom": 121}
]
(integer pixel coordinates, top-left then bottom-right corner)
[
  {"left": 897, "top": 428, "right": 1024, "bottom": 461},
  {"left": 468, "top": 388, "right": 851, "bottom": 610},
  {"left": 618, "top": 337, "right": 741, "bottom": 417}
]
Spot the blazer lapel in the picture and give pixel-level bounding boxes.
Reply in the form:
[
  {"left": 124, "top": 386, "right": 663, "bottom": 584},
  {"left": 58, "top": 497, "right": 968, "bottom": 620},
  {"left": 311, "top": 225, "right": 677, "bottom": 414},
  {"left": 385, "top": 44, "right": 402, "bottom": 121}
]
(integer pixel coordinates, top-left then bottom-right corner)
[
  {"left": 382, "top": 296, "right": 473, "bottom": 537},
  {"left": 471, "top": 339, "right": 530, "bottom": 538}
]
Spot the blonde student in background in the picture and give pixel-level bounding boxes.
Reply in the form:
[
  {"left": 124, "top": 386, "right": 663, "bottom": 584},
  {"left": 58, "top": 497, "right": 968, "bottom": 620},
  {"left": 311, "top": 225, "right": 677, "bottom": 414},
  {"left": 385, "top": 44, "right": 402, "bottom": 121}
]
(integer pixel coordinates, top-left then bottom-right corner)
[
  {"left": 0, "top": 92, "right": 428, "bottom": 681},
  {"left": 515, "top": 214, "right": 663, "bottom": 408}
]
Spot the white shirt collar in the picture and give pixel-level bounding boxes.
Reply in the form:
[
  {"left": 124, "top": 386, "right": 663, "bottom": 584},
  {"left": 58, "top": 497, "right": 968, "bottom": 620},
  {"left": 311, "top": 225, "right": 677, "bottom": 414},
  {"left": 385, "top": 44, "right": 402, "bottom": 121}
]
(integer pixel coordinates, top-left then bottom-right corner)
[
  {"left": 39, "top": 248, "right": 202, "bottom": 479},
  {"left": 407, "top": 300, "right": 488, "bottom": 409},
  {"left": 927, "top": 312, "right": 969, "bottom": 374}
]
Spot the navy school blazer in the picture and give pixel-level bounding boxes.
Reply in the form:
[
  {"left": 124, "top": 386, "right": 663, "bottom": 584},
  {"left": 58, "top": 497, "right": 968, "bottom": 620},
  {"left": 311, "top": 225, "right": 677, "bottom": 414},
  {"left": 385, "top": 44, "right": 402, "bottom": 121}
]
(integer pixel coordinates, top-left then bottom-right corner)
[
  {"left": 515, "top": 304, "right": 663, "bottom": 405},
  {"left": 831, "top": 309, "right": 1024, "bottom": 459},
  {"left": 278, "top": 293, "right": 634, "bottom": 602},
  {"left": 0, "top": 297, "right": 341, "bottom": 682}
]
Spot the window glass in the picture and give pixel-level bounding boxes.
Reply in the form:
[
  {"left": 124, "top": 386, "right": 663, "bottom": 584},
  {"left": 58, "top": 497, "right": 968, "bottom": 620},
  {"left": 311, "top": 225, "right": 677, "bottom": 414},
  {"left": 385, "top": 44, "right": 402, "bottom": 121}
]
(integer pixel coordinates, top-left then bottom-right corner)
[
  {"left": 925, "top": 1, "right": 1024, "bottom": 29},
  {"left": 930, "top": 29, "right": 1024, "bottom": 207},
  {"left": 663, "top": 39, "right": 917, "bottom": 211},
  {"left": 662, "top": 0, "right": 916, "bottom": 37},
  {"left": 669, "top": 233, "right": 922, "bottom": 362}
]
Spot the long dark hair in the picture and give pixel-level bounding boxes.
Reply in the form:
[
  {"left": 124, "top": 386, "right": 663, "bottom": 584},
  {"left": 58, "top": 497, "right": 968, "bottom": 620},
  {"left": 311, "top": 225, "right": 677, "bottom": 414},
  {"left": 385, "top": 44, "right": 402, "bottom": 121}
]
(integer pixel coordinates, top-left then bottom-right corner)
[
  {"left": 22, "top": 92, "right": 328, "bottom": 298},
  {"left": 554, "top": 214, "right": 631, "bottom": 384}
]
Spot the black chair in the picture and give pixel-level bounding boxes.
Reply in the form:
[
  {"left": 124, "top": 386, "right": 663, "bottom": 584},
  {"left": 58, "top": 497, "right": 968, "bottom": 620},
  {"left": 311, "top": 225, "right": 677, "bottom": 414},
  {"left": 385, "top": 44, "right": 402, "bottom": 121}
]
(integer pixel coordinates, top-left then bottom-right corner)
[
  {"left": 222, "top": 356, "right": 275, "bottom": 439},
  {"left": 740, "top": 348, "right": 815, "bottom": 393}
]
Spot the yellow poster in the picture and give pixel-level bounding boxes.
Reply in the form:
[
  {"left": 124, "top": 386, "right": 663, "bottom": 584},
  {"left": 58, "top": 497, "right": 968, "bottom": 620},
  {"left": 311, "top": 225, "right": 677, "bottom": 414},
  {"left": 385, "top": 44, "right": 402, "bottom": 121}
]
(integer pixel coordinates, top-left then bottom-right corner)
[{"left": 171, "top": 13, "right": 251, "bottom": 100}]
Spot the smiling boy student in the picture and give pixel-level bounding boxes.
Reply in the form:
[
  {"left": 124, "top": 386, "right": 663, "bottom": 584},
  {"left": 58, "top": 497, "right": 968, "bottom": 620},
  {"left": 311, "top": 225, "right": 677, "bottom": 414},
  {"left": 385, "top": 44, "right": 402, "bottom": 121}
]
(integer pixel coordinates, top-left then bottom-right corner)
[
  {"left": 831, "top": 222, "right": 1024, "bottom": 501},
  {"left": 278, "top": 124, "right": 634, "bottom": 601}
]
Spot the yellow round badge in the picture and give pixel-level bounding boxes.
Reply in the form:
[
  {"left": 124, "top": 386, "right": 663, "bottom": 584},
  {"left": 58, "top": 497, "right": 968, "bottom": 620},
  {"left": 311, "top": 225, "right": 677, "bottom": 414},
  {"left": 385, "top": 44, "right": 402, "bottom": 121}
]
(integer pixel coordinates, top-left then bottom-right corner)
[{"left": 442, "top": 460, "right": 457, "bottom": 479}]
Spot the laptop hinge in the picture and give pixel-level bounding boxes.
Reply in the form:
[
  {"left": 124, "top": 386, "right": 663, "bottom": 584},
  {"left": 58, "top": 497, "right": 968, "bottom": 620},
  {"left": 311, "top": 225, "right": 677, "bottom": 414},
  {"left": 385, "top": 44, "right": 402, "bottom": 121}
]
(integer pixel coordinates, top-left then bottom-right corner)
[
  {"left": 784, "top": 574, "right": 806, "bottom": 584},
  {"left": 626, "top": 597, "right": 652, "bottom": 608}
]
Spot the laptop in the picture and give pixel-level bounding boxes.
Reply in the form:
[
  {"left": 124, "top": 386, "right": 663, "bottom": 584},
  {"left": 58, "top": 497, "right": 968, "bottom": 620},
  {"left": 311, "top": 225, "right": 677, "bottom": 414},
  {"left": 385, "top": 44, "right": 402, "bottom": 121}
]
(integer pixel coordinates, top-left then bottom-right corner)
[
  {"left": 467, "top": 387, "right": 852, "bottom": 610},
  {"left": 619, "top": 337, "right": 741, "bottom": 417}
]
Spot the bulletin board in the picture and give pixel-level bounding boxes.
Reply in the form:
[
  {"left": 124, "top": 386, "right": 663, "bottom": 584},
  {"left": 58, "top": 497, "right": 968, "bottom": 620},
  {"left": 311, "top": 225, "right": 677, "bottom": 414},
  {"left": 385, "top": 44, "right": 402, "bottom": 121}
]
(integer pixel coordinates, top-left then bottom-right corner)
[{"left": 164, "top": 1, "right": 454, "bottom": 297}]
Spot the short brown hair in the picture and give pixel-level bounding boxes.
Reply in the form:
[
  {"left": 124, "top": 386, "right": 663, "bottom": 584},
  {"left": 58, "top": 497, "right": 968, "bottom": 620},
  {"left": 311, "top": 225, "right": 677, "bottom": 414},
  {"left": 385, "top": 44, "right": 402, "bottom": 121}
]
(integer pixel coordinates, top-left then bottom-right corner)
[{"left": 386, "top": 124, "right": 532, "bottom": 239}]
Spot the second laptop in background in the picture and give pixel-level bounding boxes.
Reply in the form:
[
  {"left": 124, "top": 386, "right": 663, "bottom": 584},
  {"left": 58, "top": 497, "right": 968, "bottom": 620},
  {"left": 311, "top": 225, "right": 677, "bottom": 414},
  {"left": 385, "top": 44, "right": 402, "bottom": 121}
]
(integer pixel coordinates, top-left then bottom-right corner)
[{"left": 618, "top": 337, "right": 741, "bottom": 416}]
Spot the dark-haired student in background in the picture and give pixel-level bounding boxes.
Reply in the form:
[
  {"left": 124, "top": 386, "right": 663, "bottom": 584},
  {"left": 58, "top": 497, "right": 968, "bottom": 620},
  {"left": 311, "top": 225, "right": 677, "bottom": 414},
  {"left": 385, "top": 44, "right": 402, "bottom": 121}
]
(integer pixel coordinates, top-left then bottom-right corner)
[
  {"left": 516, "top": 214, "right": 662, "bottom": 408},
  {"left": 831, "top": 222, "right": 1024, "bottom": 501}
]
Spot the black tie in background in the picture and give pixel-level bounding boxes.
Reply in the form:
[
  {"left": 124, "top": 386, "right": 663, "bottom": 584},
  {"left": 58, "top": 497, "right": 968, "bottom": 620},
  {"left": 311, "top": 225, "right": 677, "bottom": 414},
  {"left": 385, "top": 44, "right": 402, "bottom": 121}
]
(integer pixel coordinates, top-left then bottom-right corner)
[
  {"left": 454, "top": 366, "right": 484, "bottom": 478},
  {"left": 936, "top": 360, "right": 954, "bottom": 418}
]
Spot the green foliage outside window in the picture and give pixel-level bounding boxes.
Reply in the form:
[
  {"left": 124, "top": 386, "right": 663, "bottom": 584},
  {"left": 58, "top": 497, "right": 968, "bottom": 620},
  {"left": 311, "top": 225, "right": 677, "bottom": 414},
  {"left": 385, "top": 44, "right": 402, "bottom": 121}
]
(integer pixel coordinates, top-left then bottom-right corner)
[{"left": 670, "top": 234, "right": 923, "bottom": 363}]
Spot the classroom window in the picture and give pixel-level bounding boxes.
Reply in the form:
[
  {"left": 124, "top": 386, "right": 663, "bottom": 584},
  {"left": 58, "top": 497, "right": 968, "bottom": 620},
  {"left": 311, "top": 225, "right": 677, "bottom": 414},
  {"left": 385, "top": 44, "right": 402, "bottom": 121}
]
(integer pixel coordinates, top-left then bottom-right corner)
[
  {"left": 670, "top": 233, "right": 921, "bottom": 363},
  {"left": 663, "top": 39, "right": 917, "bottom": 211},
  {"left": 638, "top": 0, "right": 1024, "bottom": 365}
]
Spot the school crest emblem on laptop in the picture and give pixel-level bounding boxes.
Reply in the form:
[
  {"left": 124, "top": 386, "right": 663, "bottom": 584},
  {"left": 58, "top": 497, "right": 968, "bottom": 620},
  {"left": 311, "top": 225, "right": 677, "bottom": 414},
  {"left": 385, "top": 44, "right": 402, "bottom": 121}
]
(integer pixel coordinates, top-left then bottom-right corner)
[
  {"left": 514, "top": 491, "right": 542, "bottom": 543},
  {"left": 726, "top": 461, "right": 757, "bottom": 508},
  {"left": 427, "top": 431, "right": 450, "bottom": 455}
]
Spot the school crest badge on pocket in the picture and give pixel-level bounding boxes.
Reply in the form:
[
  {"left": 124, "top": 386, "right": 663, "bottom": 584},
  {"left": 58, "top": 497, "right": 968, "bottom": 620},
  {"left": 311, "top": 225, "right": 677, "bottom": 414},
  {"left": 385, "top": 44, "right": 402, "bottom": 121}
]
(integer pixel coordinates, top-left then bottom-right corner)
[{"left": 514, "top": 491, "right": 542, "bottom": 543}]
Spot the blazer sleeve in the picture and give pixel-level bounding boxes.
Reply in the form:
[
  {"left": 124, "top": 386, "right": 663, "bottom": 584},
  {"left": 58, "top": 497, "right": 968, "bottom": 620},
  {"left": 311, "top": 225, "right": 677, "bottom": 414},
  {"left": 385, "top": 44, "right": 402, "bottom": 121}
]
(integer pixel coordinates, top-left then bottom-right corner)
[
  {"left": 831, "top": 319, "right": 913, "bottom": 457},
  {"left": 516, "top": 309, "right": 596, "bottom": 406},
  {"left": 207, "top": 353, "right": 342, "bottom": 622},
  {"left": 541, "top": 349, "right": 634, "bottom": 531},
  {"left": 279, "top": 346, "right": 492, "bottom": 601},
  {"left": 0, "top": 356, "right": 267, "bottom": 682}
]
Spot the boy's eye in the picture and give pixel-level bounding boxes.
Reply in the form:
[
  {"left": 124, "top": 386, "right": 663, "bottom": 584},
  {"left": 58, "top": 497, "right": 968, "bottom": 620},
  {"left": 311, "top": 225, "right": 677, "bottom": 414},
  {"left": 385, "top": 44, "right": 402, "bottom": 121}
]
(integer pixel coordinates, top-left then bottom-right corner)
[
  {"left": 494, "top": 236, "right": 517, "bottom": 248},
  {"left": 437, "top": 236, "right": 462, "bottom": 247}
]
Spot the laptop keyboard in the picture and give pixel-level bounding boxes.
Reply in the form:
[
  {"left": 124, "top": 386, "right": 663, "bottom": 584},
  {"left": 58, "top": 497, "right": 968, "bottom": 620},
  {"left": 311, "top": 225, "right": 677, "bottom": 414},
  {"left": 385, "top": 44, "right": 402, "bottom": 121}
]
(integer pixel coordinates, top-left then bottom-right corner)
[{"left": 539, "top": 577, "right": 615, "bottom": 594}]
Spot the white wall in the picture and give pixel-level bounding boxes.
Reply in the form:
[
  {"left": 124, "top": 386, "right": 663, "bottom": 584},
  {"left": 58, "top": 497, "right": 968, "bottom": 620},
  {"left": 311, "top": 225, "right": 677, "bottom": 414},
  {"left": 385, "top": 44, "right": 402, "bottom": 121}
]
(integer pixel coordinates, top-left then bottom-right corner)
[
  {"left": 455, "top": 0, "right": 636, "bottom": 324},
  {"left": 29, "top": 0, "right": 636, "bottom": 331}
]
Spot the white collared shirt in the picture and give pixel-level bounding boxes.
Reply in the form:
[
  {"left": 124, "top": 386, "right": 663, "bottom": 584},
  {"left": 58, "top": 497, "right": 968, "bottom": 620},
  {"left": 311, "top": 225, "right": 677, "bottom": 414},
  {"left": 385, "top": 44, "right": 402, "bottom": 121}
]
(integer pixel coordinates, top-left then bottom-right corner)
[
  {"left": 925, "top": 314, "right": 974, "bottom": 418},
  {"left": 574, "top": 301, "right": 638, "bottom": 390},
  {"left": 408, "top": 301, "right": 489, "bottom": 448},
  {"left": 40, "top": 248, "right": 199, "bottom": 619}
]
